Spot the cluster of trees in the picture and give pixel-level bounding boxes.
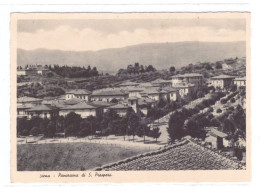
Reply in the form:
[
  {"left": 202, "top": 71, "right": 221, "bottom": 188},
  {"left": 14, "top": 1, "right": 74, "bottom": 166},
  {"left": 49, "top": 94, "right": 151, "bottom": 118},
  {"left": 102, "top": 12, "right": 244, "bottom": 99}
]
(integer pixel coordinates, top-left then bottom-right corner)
[
  {"left": 17, "top": 109, "right": 161, "bottom": 143},
  {"left": 117, "top": 63, "right": 157, "bottom": 75},
  {"left": 167, "top": 92, "right": 226, "bottom": 142},
  {"left": 50, "top": 65, "right": 99, "bottom": 78}
]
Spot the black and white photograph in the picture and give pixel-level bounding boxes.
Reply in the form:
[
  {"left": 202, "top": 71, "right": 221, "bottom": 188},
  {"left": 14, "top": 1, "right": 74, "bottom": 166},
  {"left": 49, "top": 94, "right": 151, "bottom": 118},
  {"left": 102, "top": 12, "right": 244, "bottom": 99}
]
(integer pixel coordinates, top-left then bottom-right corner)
[{"left": 10, "top": 12, "right": 250, "bottom": 182}]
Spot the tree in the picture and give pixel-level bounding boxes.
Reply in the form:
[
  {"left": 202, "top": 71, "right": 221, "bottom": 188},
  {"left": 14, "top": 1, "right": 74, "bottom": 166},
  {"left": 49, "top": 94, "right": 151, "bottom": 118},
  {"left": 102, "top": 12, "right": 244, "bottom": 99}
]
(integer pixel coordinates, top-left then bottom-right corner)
[
  {"left": 169, "top": 66, "right": 176, "bottom": 73},
  {"left": 167, "top": 111, "right": 185, "bottom": 142},
  {"left": 110, "top": 98, "right": 119, "bottom": 103},
  {"left": 216, "top": 108, "right": 222, "bottom": 113},
  {"left": 128, "top": 112, "right": 139, "bottom": 142},
  {"left": 44, "top": 121, "right": 56, "bottom": 138},
  {"left": 64, "top": 112, "right": 82, "bottom": 137},
  {"left": 215, "top": 62, "right": 223, "bottom": 69},
  {"left": 30, "top": 126, "right": 39, "bottom": 136},
  {"left": 17, "top": 117, "right": 27, "bottom": 137},
  {"left": 150, "top": 127, "right": 161, "bottom": 143},
  {"left": 78, "top": 119, "right": 92, "bottom": 137},
  {"left": 196, "top": 90, "right": 204, "bottom": 98},
  {"left": 230, "top": 97, "right": 236, "bottom": 103}
]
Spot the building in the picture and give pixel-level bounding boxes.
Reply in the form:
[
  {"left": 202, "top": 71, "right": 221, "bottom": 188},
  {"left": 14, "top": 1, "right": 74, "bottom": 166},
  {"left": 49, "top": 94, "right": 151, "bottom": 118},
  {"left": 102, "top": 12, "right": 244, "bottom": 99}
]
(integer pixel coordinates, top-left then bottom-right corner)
[
  {"left": 17, "top": 104, "right": 35, "bottom": 118},
  {"left": 205, "top": 128, "right": 229, "bottom": 149},
  {"left": 172, "top": 83, "right": 195, "bottom": 98},
  {"left": 104, "top": 103, "right": 130, "bottom": 117},
  {"left": 140, "top": 88, "right": 168, "bottom": 101},
  {"left": 17, "top": 96, "right": 43, "bottom": 105},
  {"left": 65, "top": 89, "right": 91, "bottom": 101},
  {"left": 210, "top": 74, "right": 235, "bottom": 89},
  {"left": 91, "top": 88, "right": 129, "bottom": 102},
  {"left": 163, "top": 87, "right": 180, "bottom": 101},
  {"left": 126, "top": 87, "right": 144, "bottom": 98},
  {"left": 59, "top": 103, "right": 98, "bottom": 118},
  {"left": 234, "top": 77, "right": 246, "bottom": 87},
  {"left": 172, "top": 73, "right": 203, "bottom": 87},
  {"left": 25, "top": 104, "right": 59, "bottom": 119},
  {"left": 17, "top": 69, "right": 26, "bottom": 76},
  {"left": 137, "top": 98, "right": 155, "bottom": 115}
]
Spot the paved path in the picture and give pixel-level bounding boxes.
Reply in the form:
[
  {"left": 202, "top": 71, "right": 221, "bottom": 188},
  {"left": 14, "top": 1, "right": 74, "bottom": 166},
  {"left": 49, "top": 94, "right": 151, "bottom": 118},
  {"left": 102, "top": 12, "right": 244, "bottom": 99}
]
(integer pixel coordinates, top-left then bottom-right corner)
[
  {"left": 17, "top": 135, "right": 164, "bottom": 151},
  {"left": 149, "top": 93, "right": 213, "bottom": 144}
]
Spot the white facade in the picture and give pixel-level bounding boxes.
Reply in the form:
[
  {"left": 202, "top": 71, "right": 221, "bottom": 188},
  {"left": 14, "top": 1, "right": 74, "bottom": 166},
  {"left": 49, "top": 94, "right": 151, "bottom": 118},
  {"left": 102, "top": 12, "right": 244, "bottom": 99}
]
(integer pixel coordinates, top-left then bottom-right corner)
[
  {"left": 169, "top": 92, "right": 178, "bottom": 101},
  {"left": 234, "top": 80, "right": 246, "bottom": 87},
  {"left": 210, "top": 79, "right": 224, "bottom": 89},
  {"left": 91, "top": 95, "right": 126, "bottom": 102},
  {"left": 17, "top": 70, "right": 26, "bottom": 76}
]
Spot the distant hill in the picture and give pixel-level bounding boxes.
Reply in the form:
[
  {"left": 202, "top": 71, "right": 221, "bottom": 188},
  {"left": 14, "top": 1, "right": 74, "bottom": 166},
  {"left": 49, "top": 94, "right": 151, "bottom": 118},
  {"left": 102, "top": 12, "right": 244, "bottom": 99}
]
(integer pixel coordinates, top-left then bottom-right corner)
[{"left": 17, "top": 41, "right": 246, "bottom": 72}]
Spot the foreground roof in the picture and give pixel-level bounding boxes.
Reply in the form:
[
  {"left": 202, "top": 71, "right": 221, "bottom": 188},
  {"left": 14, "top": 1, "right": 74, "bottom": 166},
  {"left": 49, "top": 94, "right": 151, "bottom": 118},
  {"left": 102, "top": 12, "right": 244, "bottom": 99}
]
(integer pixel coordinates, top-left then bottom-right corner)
[{"left": 99, "top": 139, "right": 244, "bottom": 171}]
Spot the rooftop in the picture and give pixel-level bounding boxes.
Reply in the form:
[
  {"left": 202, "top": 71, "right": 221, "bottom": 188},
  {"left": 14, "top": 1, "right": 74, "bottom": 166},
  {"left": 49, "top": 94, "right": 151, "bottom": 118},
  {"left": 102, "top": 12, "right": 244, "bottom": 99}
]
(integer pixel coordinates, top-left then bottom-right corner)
[
  {"left": 26, "top": 104, "right": 58, "bottom": 112},
  {"left": 211, "top": 74, "right": 236, "bottom": 79},
  {"left": 64, "top": 98, "right": 84, "bottom": 105},
  {"left": 61, "top": 102, "right": 97, "bottom": 110},
  {"left": 17, "top": 96, "right": 42, "bottom": 103},
  {"left": 208, "top": 128, "right": 228, "bottom": 138},
  {"left": 66, "top": 89, "right": 91, "bottom": 95},
  {"left": 173, "top": 73, "right": 203, "bottom": 78},
  {"left": 234, "top": 77, "right": 246, "bottom": 81},
  {"left": 106, "top": 103, "right": 129, "bottom": 109},
  {"left": 100, "top": 139, "right": 244, "bottom": 171},
  {"left": 92, "top": 88, "right": 128, "bottom": 96}
]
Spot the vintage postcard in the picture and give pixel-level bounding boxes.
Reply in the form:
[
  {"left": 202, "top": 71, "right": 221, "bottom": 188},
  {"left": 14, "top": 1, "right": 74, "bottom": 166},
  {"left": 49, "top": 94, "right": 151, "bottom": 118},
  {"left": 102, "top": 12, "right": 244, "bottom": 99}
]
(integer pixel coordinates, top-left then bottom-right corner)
[{"left": 11, "top": 12, "right": 250, "bottom": 183}]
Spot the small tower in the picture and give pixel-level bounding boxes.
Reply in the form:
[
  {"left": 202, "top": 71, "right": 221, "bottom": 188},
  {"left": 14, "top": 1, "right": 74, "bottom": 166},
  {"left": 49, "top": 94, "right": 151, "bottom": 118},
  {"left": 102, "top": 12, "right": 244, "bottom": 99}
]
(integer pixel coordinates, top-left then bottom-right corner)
[{"left": 128, "top": 97, "right": 139, "bottom": 113}]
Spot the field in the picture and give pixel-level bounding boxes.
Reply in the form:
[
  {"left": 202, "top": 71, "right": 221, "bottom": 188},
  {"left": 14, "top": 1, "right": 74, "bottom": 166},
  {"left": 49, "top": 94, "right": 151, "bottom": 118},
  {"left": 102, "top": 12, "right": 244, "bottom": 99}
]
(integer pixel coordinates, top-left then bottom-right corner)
[{"left": 17, "top": 143, "right": 149, "bottom": 171}]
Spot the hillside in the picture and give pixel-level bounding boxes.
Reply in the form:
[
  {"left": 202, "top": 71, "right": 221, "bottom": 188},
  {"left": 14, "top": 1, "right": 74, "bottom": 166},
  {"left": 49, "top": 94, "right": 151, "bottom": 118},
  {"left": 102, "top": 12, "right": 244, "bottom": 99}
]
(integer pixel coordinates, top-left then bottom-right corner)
[{"left": 17, "top": 41, "right": 246, "bottom": 72}]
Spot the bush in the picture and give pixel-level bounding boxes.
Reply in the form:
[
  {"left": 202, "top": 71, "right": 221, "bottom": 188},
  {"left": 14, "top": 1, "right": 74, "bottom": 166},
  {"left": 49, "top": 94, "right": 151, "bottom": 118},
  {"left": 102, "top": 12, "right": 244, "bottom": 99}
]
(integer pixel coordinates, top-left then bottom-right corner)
[
  {"left": 30, "top": 126, "right": 39, "bottom": 136},
  {"left": 220, "top": 98, "right": 227, "bottom": 104},
  {"left": 230, "top": 97, "right": 236, "bottom": 103},
  {"left": 216, "top": 108, "right": 222, "bottom": 113}
]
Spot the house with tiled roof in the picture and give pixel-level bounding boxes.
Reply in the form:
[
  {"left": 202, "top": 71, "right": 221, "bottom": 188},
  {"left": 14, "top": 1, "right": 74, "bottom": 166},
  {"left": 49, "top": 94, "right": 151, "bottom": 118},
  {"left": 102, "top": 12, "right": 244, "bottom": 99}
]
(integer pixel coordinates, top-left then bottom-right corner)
[
  {"left": 140, "top": 88, "right": 168, "bottom": 101},
  {"left": 59, "top": 102, "right": 98, "bottom": 118},
  {"left": 233, "top": 77, "right": 246, "bottom": 87},
  {"left": 171, "top": 83, "right": 195, "bottom": 98},
  {"left": 172, "top": 73, "right": 203, "bottom": 87},
  {"left": 163, "top": 87, "right": 180, "bottom": 101},
  {"left": 65, "top": 89, "right": 91, "bottom": 101},
  {"left": 25, "top": 104, "right": 59, "bottom": 119},
  {"left": 104, "top": 103, "right": 130, "bottom": 117},
  {"left": 17, "top": 103, "right": 35, "bottom": 118},
  {"left": 91, "top": 88, "right": 129, "bottom": 102},
  {"left": 210, "top": 74, "right": 236, "bottom": 89},
  {"left": 205, "top": 128, "right": 230, "bottom": 149}
]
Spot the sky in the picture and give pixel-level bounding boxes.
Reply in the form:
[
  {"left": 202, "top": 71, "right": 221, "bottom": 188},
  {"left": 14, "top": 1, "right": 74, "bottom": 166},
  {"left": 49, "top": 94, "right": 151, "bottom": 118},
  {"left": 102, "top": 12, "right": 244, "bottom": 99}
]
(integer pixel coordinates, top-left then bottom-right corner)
[{"left": 17, "top": 18, "right": 246, "bottom": 51}]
